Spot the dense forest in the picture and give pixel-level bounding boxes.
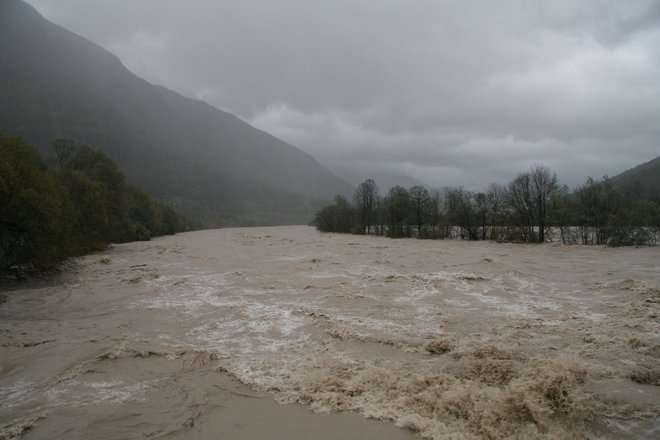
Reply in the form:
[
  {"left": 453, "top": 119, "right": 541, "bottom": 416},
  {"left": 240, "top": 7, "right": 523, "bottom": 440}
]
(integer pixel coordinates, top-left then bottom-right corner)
[
  {"left": 313, "top": 165, "right": 660, "bottom": 246},
  {"left": 0, "top": 133, "right": 189, "bottom": 277}
]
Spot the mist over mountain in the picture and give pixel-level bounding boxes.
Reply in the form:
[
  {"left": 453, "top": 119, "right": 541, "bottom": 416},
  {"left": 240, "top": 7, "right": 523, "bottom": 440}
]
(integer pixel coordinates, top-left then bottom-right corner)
[
  {"left": 327, "top": 164, "right": 426, "bottom": 194},
  {"left": 0, "top": 0, "right": 352, "bottom": 226}
]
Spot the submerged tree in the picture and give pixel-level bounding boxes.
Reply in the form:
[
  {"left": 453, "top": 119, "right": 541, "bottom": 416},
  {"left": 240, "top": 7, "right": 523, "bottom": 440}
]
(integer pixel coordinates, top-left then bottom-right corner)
[
  {"left": 446, "top": 187, "right": 478, "bottom": 240},
  {"left": 354, "top": 179, "right": 379, "bottom": 235},
  {"left": 409, "top": 185, "right": 431, "bottom": 237},
  {"left": 530, "top": 165, "right": 558, "bottom": 243},
  {"left": 426, "top": 189, "right": 447, "bottom": 238},
  {"left": 384, "top": 186, "right": 412, "bottom": 238},
  {"left": 312, "top": 166, "right": 658, "bottom": 246},
  {"left": 485, "top": 183, "right": 507, "bottom": 241},
  {"left": 507, "top": 171, "right": 535, "bottom": 241},
  {"left": 574, "top": 177, "right": 622, "bottom": 244},
  {"left": 313, "top": 195, "right": 354, "bottom": 233}
]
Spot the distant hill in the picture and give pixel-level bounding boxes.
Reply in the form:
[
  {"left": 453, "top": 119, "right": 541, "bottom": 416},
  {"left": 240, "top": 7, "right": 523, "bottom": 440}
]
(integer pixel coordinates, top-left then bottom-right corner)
[
  {"left": 0, "top": 0, "right": 352, "bottom": 226},
  {"left": 610, "top": 155, "right": 660, "bottom": 201}
]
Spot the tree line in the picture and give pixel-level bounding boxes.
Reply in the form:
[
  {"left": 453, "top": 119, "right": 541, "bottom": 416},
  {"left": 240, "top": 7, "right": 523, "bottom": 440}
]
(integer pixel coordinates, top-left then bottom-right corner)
[
  {"left": 1, "top": 133, "right": 190, "bottom": 277},
  {"left": 313, "top": 165, "right": 660, "bottom": 246}
]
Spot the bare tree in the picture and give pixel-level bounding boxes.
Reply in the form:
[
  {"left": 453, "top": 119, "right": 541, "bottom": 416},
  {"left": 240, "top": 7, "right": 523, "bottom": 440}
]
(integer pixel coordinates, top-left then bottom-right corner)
[
  {"left": 507, "top": 172, "right": 535, "bottom": 241},
  {"left": 446, "top": 187, "right": 478, "bottom": 240},
  {"left": 485, "top": 183, "right": 506, "bottom": 241},
  {"left": 474, "top": 192, "right": 488, "bottom": 240},
  {"left": 507, "top": 166, "right": 558, "bottom": 242},
  {"left": 354, "top": 179, "right": 379, "bottom": 234},
  {"left": 575, "top": 176, "right": 624, "bottom": 244},
  {"left": 530, "top": 165, "right": 558, "bottom": 242},
  {"left": 384, "top": 186, "right": 412, "bottom": 238},
  {"left": 52, "top": 139, "right": 76, "bottom": 170},
  {"left": 409, "top": 185, "right": 431, "bottom": 237},
  {"left": 428, "top": 189, "right": 445, "bottom": 238}
]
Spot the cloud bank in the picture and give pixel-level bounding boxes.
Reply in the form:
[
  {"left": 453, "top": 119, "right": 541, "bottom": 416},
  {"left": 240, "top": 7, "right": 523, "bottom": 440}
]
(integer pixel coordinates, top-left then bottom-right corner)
[{"left": 28, "top": 0, "right": 660, "bottom": 189}]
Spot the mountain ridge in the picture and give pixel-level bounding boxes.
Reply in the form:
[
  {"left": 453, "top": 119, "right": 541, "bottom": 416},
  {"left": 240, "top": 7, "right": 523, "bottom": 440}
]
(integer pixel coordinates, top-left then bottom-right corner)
[
  {"left": 0, "top": 0, "right": 352, "bottom": 226},
  {"left": 610, "top": 155, "right": 660, "bottom": 201}
]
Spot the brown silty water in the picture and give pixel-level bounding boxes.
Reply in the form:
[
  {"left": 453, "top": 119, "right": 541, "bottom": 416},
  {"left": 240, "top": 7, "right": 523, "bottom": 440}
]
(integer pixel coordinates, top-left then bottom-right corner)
[{"left": 1, "top": 226, "right": 658, "bottom": 439}]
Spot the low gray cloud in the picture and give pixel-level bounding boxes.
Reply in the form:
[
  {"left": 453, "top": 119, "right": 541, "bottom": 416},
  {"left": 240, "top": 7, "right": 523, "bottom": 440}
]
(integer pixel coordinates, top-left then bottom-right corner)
[{"left": 27, "top": 0, "right": 660, "bottom": 190}]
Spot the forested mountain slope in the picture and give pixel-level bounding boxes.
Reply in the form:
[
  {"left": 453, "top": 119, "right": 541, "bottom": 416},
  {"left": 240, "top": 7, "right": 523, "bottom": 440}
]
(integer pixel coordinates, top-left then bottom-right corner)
[
  {"left": 0, "top": 0, "right": 352, "bottom": 226},
  {"left": 610, "top": 155, "right": 660, "bottom": 201}
]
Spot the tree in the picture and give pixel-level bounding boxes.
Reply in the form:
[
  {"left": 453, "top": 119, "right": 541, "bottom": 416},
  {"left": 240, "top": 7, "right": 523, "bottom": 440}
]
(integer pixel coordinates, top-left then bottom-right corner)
[
  {"left": 1, "top": 135, "right": 188, "bottom": 277},
  {"left": 0, "top": 134, "right": 71, "bottom": 273},
  {"left": 52, "top": 139, "right": 77, "bottom": 170},
  {"left": 446, "top": 187, "right": 479, "bottom": 240},
  {"left": 549, "top": 185, "right": 575, "bottom": 244},
  {"left": 52, "top": 140, "right": 186, "bottom": 244},
  {"left": 374, "top": 194, "right": 385, "bottom": 236},
  {"left": 312, "top": 195, "right": 354, "bottom": 233},
  {"left": 311, "top": 164, "right": 657, "bottom": 246},
  {"left": 575, "top": 177, "right": 623, "bottom": 244},
  {"left": 507, "top": 172, "right": 535, "bottom": 242},
  {"left": 530, "top": 165, "right": 558, "bottom": 242},
  {"left": 485, "top": 183, "right": 507, "bottom": 241},
  {"left": 426, "top": 190, "right": 447, "bottom": 238},
  {"left": 474, "top": 192, "right": 488, "bottom": 240},
  {"left": 57, "top": 168, "right": 110, "bottom": 251},
  {"left": 409, "top": 185, "right": 431, "bottom": 237},
  {"left": 628, "top": 199, "right": 660, "bottom": 245},
  {"left": 354, "top": 179, "right": 379, "bottom": 235},
  {"left": 60, "top": 143, "right": 130, "bottom": 242},
  {"left": 384, "top": 186, "right": 412, "bottom": 238}
]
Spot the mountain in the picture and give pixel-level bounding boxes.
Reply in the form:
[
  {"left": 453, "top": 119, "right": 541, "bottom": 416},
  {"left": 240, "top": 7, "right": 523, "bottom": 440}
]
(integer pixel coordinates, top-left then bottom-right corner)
[
  {"left": 610, "top": 155, "right": 660, "bottom": 201},
  {"left": 0, "top": 0, "right": 352, "bottom": 226}
]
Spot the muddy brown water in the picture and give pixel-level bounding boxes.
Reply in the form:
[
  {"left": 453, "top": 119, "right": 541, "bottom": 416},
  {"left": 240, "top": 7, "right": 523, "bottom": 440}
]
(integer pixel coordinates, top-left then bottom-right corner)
[{"left": 1, "top": 226, "right": 658, "bottom": 439}]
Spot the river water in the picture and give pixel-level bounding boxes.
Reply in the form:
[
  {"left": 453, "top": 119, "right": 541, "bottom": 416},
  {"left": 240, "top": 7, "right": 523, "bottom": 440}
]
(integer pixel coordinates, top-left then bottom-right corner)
[{"left": 1, "top": 226, "right": 658, "bottom": 439}]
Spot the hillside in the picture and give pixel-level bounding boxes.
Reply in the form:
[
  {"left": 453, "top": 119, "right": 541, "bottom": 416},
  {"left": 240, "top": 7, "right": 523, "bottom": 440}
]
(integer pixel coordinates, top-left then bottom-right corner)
[
  {"left": 0, "top": 0, "right": 352, "bottom": 226},
  {"left": 610, "top": 155, "right": 660, "bottom": 201}
]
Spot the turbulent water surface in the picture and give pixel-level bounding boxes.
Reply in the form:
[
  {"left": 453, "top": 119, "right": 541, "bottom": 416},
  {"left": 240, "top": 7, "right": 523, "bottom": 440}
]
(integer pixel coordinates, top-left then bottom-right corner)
[{"left": 1, "top": 226, "right": 658, "bottom": 439}]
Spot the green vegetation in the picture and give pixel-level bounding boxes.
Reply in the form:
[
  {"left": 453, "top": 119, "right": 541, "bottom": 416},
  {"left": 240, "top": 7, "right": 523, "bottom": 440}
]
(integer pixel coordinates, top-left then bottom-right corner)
[
  {"left": 1, "top": 133, "right": 189, "bottom": 277},
  {"left": 314, "top": 165, "right": 660, "bottom": 246}
]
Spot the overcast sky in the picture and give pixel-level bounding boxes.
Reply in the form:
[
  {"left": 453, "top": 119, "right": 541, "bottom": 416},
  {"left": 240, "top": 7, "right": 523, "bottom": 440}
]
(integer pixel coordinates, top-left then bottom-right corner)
[{"left": 26, "top": 0, "right": 660, "bottom": 190}]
